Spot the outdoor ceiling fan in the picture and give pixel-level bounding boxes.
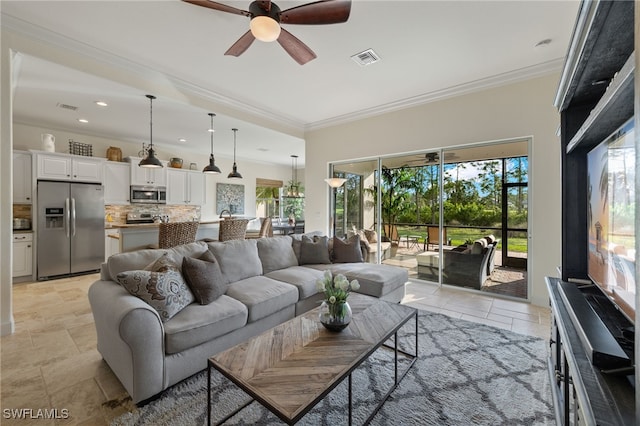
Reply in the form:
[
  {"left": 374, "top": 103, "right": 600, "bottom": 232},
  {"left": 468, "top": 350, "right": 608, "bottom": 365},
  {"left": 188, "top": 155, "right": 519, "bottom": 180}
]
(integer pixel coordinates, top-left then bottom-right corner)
[
  {"left": 402, "top": 152, "right": 459, "bottom": 167},
  {"left": 183, "top": 0, "right": 352, "bottom": 65}
]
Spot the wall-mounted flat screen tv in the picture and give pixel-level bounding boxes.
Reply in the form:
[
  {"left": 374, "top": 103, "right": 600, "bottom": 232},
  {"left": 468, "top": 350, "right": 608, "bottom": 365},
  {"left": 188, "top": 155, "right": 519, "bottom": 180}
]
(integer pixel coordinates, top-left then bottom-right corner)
[{"left": 587, "top": 118, "right": 636, "bottom": 321}]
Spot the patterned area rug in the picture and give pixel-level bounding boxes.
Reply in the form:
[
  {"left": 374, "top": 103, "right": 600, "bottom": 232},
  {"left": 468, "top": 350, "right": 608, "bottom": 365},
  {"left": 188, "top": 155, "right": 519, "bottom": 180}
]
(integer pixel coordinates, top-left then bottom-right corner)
[{"left": 110, "top": 310, "right": 553, "bottom": 425}]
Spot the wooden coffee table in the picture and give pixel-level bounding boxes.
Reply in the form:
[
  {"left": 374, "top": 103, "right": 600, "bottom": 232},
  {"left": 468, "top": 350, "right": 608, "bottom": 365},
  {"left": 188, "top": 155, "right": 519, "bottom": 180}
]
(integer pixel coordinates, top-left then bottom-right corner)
[{"left": 207, "top": 293, "right": 418, "bottom": 425}]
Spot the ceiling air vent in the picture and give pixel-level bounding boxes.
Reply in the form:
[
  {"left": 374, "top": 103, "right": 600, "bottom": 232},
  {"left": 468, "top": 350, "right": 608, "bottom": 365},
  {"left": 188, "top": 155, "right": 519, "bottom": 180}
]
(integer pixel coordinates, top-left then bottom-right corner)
[
  {"left": 56, "top": 102, "right": 78, "bottom": 111},
  {"left": 351, "top": 49, "right": 380, "bottom": 67}
]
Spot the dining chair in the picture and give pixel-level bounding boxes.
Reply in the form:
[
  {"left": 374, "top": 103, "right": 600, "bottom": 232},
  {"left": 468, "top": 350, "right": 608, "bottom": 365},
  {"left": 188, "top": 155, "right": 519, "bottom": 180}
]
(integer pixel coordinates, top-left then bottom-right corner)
[
  {"left": 218, "top": 218, "right": 249, "bottom": 242},
  {"left": 158, "top": 221, "right": 199, "bottom": 249}
]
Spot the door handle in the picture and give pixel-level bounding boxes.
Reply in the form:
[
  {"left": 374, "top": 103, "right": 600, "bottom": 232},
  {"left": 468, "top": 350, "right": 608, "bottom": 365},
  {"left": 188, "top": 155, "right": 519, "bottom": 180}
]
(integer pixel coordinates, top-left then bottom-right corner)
[
  {"left": 65, "top": 198, "right": 70, "bottom": 238},
  {"left": 71, "top": 198, "right": 77, "bottom": 237}
]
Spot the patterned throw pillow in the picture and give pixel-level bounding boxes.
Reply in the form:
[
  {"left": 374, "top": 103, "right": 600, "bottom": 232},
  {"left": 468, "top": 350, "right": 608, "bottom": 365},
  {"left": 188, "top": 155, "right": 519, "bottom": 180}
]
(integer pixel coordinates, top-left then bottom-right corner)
[
  {"left": 182, "top": 251, "right": 226, "bottom": 305},
  {"left": 116, "top": 269, "right": 195, "bottom": 322},
  {"left": 332, "top": 235, "right": 364, "bottom": 263}
]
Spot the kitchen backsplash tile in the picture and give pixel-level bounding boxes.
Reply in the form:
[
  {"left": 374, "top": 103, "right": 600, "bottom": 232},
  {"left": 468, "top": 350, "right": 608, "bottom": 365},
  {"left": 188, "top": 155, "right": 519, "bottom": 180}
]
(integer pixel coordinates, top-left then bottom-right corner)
[{"left": 105, "top": 205, "right": 200, "bottom": 226}]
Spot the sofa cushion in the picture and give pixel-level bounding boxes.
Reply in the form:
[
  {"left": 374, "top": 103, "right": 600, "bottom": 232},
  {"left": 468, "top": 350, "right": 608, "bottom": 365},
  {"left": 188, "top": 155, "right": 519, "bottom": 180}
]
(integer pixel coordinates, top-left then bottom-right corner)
[
  {"left": 225, "top": 276, "right": 298, "bottom": 323},
  {"left": 207, "top": 239, "right": 262, "bottom": 284},
  {"left": 257, "top": 236, "right": 298, "bottom": 273},
  {"left": 291, "top": 231, "right": 324, "bottom": 262},
  {"left": 323, "top": 263, "right": 408, "bottom": 298},
  {"left": 265, "top": 266, "right": 324, "bottom": 300},
  {"left": 299, "top": 235, "right": 331, "bottom": 265},
  {"left": 182, "top": 250, "right": 226, "bottom": 305},
  {"left": 145, "top": 251, "right": 181, "bottom": 273},
  {"left": 107, "top": 241, "right": 208, "bottom": 281},
  {"left": 163, "top": 295, "right": 248, "bottom": 354},
  {"left": 470, "top": 238, "right": 488, "bottom": 255},
  {"left": 115, "top": 269, "right": 195, "bottom": 322},
  {"left": 332, "top": 235, "right": 364, "bottom": 263}
]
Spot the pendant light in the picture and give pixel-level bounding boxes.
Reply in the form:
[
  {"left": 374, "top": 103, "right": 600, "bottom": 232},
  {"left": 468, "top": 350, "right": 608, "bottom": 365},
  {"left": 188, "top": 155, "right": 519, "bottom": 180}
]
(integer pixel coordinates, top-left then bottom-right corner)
[
  {"left": 202, "top": 113, "right": 221, "bottom": 174},
  {"left": 227, "top": 128, "right": 242, "bottom": 179},
  {"left": 287, "top": 155, "right": 303, "bottom": 197},
  {"left": 138, "top": 94, "right": 163, "bottom": 168}
]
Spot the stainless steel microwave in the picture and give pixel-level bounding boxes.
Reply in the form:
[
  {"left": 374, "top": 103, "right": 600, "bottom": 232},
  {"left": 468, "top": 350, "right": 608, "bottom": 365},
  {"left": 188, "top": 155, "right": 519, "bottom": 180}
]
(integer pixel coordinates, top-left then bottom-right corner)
[{"left": 130, "top": 186, "right": 166, "bottom": 204}]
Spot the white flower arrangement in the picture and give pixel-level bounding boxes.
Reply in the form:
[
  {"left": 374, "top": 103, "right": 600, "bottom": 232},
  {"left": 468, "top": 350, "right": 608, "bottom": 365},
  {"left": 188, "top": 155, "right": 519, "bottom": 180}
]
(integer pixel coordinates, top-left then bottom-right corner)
[{"left": 316, "top": 270, "right": 360, "bottom": 306}]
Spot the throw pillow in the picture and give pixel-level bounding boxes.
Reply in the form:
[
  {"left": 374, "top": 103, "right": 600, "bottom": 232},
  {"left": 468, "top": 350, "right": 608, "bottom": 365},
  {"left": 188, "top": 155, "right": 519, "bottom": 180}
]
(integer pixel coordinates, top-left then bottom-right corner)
[
  {"left": 116, "top": 269, "right": 195, "bottom": 322},
  {"left": 145, "top": 252, "right": 181, "bottom": 273},
  {"left": 363, "top": 229, "right": 378, "bottom": 243},
  {"left": 182, "top": 250, "right": 226, "bottom": 305},
  {"left": 299, "top": 235, "right": 331, "bottom": 265},
  {"left": 332, "top": 235, "right": 364, "bottom": 263}
]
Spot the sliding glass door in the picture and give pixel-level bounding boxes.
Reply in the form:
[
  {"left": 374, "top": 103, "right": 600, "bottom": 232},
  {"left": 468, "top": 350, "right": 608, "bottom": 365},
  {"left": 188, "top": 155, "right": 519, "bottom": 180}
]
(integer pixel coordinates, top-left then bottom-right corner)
[{"left": 328, "top": 138, "right": 529, "bottom": 300}]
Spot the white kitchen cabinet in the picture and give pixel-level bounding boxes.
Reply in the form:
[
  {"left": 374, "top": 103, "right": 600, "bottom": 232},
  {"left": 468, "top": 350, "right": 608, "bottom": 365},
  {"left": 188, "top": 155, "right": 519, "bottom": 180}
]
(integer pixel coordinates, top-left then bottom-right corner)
[
  {"left": 13, "top": 151, "right": 32, "bottom": 203},
  {"left": 104, "top": 162, "right": 131, "bottom": 204},
  {"left": 13, "top": 232, "right": 33, "bottom": 278},
  {"left": 36, "top": 152, "right": 104, "bottom": 183},
  {"left": 105, "top": 229, "right": 121, "bottom": 261},
  {"left": 128, "top": 156, "right": 167, "bottom": 186},
  {"left": 167, "top": 169, "right": 205, "bottom": 205}
]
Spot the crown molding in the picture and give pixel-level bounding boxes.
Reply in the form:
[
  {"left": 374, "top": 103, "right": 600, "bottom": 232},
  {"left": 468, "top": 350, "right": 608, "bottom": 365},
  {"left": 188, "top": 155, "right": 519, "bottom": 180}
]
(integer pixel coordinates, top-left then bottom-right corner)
[
  {"left": 305, "top": 58, "right": 564, "bottom": 132},
  {"left": 1, "top": 13, "right": 306, "bottom": 134}
]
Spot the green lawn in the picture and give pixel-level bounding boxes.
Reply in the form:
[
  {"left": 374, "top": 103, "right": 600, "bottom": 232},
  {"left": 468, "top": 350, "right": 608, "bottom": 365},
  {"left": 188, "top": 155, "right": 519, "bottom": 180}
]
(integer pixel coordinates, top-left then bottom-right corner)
[{"left": 396, "top": 226, "right": 528, "bottom": 253}]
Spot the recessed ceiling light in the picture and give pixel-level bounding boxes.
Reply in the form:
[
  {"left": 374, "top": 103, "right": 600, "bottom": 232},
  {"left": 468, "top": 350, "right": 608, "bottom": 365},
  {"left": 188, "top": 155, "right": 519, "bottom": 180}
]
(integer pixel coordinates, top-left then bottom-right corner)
[
  {"left": 95, "top": 101, "right": 108, "bottom": 107},
  {"left": 208, "top": 128, "right": 215, "bottom": 133},
  {"left": 178, "top": 138, "right": 187, "bottom": 143},
  {"left": 78, "top": 118, "right": 89, "bottom": 123}
]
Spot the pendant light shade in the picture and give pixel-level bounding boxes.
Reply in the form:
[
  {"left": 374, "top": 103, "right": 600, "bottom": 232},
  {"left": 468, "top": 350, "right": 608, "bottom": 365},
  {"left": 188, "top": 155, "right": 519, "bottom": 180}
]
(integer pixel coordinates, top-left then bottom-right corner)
[
  {"left": 139, "top": 94, "right": 163, "bottom": 168},
  {"left": 286, "top": 155, "right": 303, "bottom": 197},
  {"left": 203, "top": 113, "right": 221, "bottom": 174},
  {"left": 227, "top": 128, "right": 242, "bottom": 179}
]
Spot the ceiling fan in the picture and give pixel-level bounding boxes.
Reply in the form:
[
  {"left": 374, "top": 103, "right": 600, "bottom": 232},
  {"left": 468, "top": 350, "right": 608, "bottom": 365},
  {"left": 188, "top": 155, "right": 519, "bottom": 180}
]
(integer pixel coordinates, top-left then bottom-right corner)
[
  {"left": 183, "top": 0, "right": 352, "bottom": 65},
  {"left": 402, "top": 152, "right": 459, "bottom": 167}
]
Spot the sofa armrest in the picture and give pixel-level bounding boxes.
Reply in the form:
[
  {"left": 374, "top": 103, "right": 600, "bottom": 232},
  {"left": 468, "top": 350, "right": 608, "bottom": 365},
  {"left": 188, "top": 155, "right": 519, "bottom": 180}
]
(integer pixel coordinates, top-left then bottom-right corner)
[{"left": 88, "top": 280, "right": 166, "bottom": 403}]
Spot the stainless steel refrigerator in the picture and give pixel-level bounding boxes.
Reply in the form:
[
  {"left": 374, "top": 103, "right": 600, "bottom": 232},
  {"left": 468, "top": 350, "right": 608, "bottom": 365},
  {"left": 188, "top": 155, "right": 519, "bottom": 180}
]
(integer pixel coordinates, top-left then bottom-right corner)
[{"left": 37, "top": 181, "right": 105, "bottom": 280}]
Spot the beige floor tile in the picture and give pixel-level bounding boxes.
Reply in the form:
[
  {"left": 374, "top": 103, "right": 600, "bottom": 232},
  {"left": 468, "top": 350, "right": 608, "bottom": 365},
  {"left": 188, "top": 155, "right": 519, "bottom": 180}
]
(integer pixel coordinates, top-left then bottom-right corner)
[
  {"left": 487, "top": 312, "right": 514, "bottom": 325},
  {"left": 511, "top": 318, "right": 551, "bottom": 340},
  {"left": 41, "top": 349, "right": 104, "bottom": 394},
  {"left": 461, "top": 314, "right": 512, "bottom": 331},
  {"left": 48, "top": 378, "right": 106, "bottom": 425},
  {"left": 67, "top": 323, "right": 98, "bottom": 353},
  {"left": 490, "top": 306, "right": 541, "bottom": 324},
  {"left": 442, "top": 302, "right": 490, "bottom": 318}
]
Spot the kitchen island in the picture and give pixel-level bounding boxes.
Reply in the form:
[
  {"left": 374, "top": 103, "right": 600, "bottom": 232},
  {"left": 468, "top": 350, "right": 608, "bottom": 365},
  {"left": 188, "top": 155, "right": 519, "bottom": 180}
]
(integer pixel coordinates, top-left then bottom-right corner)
[{"left": 105, "top": 220, "right": 222, "bottom": 253}]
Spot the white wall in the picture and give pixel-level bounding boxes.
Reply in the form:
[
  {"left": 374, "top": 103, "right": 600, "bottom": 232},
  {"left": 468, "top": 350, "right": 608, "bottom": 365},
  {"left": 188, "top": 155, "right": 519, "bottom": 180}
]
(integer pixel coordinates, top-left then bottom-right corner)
[
  {"left": 13, "top": 122, "right": 293, "bottom": 221},
  {"left": 304, "top": 73, "right": 562, "bottom": 307}
]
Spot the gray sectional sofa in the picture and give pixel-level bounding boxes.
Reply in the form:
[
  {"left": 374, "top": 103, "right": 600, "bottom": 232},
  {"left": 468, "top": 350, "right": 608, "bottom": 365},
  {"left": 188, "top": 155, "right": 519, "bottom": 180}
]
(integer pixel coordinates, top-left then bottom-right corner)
[{"left": 88, "top": 234, "right": 408, "bottom": 404}]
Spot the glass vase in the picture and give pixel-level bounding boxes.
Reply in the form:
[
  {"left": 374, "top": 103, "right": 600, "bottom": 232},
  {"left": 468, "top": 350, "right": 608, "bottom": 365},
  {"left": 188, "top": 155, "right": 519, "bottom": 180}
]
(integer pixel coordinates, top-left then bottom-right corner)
[{"left": 319, "top": 300, "right": 352, "bottom": 332}]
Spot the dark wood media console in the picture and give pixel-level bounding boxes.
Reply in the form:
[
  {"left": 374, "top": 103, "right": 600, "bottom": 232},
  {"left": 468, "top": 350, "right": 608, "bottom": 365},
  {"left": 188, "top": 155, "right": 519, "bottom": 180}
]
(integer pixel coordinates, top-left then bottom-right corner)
[{"left": 547, "top": 277, "right": 634, "bottom": 425}]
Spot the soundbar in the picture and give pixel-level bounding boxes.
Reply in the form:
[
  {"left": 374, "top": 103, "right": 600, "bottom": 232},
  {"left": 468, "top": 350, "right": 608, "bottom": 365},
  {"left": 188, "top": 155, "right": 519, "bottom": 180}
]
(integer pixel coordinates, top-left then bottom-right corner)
[{"left": 558, "top": 281, "right": 631, "bottom": 369}]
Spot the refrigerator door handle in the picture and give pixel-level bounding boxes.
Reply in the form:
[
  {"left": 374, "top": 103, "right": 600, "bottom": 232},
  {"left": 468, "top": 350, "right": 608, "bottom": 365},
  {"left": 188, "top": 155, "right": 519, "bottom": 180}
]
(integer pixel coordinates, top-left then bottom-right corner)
[
  {"left": 71, "top": 197, "right": 77, "bottom": 237},
  {"left": 65, "top": 197, "right": 70, "bottom": 238}
]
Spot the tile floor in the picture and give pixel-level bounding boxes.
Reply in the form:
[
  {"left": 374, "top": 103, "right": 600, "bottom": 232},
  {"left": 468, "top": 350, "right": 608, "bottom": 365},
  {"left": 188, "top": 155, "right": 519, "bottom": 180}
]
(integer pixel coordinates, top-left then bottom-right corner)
[{"left": 0, "top": 274, "right": 550, "bottom": 425}]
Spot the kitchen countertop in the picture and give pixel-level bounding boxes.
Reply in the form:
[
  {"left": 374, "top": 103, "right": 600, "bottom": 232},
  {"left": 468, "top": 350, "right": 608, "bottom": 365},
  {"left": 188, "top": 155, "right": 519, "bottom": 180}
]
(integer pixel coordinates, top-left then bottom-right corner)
[
  {"left": 13, "top": 229, "right": 33, "bottom": 234},
  {"left": 106, "top": 219, "right": 222, "bottom": 229}
]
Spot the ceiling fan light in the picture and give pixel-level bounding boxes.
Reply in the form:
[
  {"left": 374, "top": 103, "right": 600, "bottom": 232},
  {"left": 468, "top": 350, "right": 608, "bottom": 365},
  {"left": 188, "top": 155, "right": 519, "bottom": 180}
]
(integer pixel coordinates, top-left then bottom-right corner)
[{"left": 250, "top": 16, "right": 281, "bottom": 42}]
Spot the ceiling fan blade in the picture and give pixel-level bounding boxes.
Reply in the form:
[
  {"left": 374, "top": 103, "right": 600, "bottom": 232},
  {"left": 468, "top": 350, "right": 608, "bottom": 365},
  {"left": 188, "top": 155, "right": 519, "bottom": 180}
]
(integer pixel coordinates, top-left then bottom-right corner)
[
  {"left": 182, "top": 0, "right": 250, "bottom": 17},
  {"left": 224, "top": 30, "right": 256, "bottom": 56},
  {"left": 280, "top": 0, "right": 351, "bottom": 25},
  {"left": 277, "top": 28, "right": 317, "bottom": 65}
]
